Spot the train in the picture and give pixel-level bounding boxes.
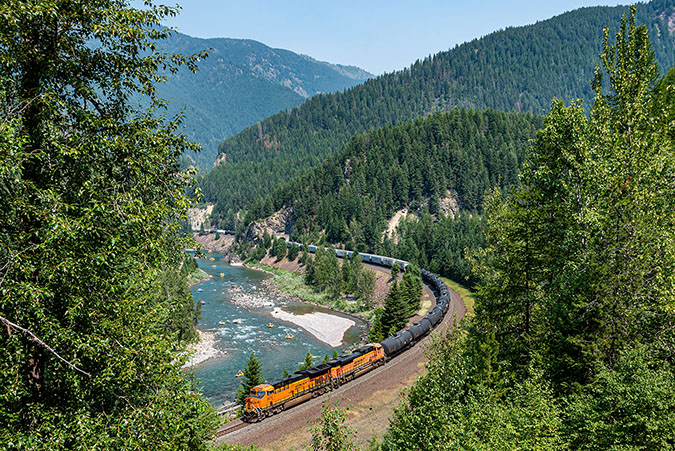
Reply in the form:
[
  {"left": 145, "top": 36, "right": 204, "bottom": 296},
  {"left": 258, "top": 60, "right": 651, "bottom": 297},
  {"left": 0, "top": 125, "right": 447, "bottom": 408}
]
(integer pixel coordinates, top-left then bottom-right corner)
[{"left": 243, "top": 244, "right": 452, "bottom": 421}]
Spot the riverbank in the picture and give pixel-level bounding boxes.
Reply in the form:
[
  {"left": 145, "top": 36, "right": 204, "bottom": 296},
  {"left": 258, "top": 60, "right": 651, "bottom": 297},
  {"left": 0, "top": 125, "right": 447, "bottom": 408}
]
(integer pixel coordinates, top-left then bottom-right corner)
[
  {"left": 188, "top": 237, "right": 374, "bottom": 348},
  {"left": 271, "top": 307, "right": 356, "bottom": 347},
  {"left": 182, "top": 330, "right": 223, "bottom": 368},
  {"left": 187, "top": 267, "right": 210, "bottom": 287},
  {"left": 249, "top": 261, "right": 377, "bottom": 329},
  {"left": 192, "top": 231, "right": 236, "bottom": 255}
]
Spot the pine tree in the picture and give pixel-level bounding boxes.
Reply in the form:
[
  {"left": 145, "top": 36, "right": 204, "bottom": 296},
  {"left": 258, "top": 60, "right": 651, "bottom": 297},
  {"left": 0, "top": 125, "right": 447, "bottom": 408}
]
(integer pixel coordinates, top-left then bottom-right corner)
[
  {"left": 391, "top": 262, "right": 401, "bottom": 279},
  {"left": 356, "top": 269, "right": 376, "bottom": 309},
  {"left": 401, "top": 271, "right": 422, "bottom": 317},
  {"left": 287, "top": 244, "right": 300, "bottom": 261},
  {"left": 368, "top": 307, "right": 385, "bottom": 343},
  {"left": 272, "top": 237, "right": 287, "bottom": 261},
  {"left": 472, "top": 7, "right": 675, "bottom": 387},
  {"left": 346, "top": 253, "right": 364, "bottom": 294},
  {"left": 381, "top": 281, "right": 407, "bottom": 335},
  {"left": 236, "top": 352, "right": 264, "bottom": 405},
  {"left": 262, "top": 231, "right": 272, "bottom": 249},
  {"left": 299, "top": 348, "right": 315, "bottom": 371}
]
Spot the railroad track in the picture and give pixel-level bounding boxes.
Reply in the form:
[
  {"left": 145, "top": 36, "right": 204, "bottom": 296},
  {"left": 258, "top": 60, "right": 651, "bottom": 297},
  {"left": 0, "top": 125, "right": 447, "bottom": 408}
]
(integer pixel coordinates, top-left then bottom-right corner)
[
  {"left": 215, "top": 244, "right": 456, "bottom": 445},
  {"left": 214, "top": 419, "right": 247, "bottom": 438}
]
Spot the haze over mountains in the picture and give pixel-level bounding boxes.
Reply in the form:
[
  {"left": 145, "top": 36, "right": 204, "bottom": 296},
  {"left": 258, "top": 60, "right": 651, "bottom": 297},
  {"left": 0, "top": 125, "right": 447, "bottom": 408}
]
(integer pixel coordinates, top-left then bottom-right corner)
[
  {"left": 157, "top": 32, "right": 372, "bottom": 168},
  {"left": 199, "top": 0, "right": 675, "bottom": 229}
]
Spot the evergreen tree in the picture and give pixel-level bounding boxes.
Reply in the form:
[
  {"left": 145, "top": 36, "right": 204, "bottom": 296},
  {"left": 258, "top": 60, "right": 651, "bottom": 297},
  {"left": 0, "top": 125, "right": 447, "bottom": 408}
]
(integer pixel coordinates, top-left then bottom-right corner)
[
  {"left": 282, "top": 368, "right": 291, "bottom": 378},
  {"left": 346, "top": 253, "right": 364, "bottom": 293},
  {"left": 304, "top": 254, "right": 316, "bottom": 285},
  {"left": 272, "top": 237, "right": 287, "bottom": 261},
  {"left": 262, "top": 231, "right": 272, "bottom": 249},
  {"left": 236, "top": 352, "right": 264, "bottom": 405},
  {"left": 356, "top": 269, "right": 377, "bottom": 309},
  {"left": 311, "top": 248, "right": 343, "bottom": 297},
  {"left": 391, "top": 262, "right": 401, "bottom": 279},
  {"left": 384, "top": 9, "right": 675, "bottom": 449},
  {"left": 299, "top": 348, "right": 314, "bottom": 371},
  {"left": 472, "top": 6, "right": 675, "bottom": 387},
  {"left": 287, "top": 243, "right": 300, "bottom": 261},
  {"left": 400, "top": 270, "right": 423, "bottom": 317},
  {"left": 381, "top": 282, "right": 408, "bottom": 335},
  {"left": 368, "top": 307, "right": 385, "bottom": 343}
]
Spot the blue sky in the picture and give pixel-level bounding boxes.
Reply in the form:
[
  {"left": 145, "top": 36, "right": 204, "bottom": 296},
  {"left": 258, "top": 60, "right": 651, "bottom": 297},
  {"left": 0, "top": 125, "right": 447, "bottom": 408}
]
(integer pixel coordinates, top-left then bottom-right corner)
[{"left": 162, "top": 1, "right": 626, "bottom": 75}]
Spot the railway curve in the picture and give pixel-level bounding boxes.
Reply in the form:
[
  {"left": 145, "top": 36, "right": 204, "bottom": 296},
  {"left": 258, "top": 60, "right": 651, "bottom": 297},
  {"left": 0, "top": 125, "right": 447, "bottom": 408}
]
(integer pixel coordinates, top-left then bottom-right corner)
[{"left": 214, "top": 242, "right": 467, "bottom": 446}]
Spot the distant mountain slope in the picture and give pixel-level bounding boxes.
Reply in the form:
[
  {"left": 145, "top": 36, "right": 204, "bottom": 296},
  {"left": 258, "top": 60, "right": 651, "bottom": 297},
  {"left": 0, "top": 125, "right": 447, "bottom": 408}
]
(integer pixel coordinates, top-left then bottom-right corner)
[
  {"left": 202, "top": 0, "right": 675, "bottom": 228},
  {"left": 156, "top": 32, "right": 372, "bottom": 168}
]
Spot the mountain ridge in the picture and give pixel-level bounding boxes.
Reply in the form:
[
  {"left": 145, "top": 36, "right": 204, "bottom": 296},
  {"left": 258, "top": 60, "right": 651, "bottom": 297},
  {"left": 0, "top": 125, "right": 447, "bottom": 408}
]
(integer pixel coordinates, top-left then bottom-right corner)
[
  {"left": 201, "top": 0, "right": 675, "bottom": 229},
  {"left": 155, "top": 32, "right": 373, "bottom": 168}
]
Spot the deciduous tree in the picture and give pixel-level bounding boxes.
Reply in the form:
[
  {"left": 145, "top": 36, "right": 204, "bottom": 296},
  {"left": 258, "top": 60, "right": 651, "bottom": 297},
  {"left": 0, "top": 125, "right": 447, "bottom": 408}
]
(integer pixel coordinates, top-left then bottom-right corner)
[{"left": 0, "top": 1, "right": 216, "bottom": 447}]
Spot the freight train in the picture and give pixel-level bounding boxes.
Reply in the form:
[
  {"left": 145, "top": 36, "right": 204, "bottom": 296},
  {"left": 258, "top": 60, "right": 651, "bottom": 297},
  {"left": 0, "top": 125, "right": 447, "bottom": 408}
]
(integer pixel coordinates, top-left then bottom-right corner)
[{"left": 243, "top": 244, "right": 452, "bottom": 421}]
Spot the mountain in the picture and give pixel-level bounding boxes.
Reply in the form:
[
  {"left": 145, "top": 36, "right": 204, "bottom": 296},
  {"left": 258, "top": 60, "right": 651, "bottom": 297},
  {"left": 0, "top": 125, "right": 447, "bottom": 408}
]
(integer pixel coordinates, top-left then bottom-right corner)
[
  {"left": 155, "top": 32, "right": 372, "bottom": 168},
  {"left": 201, "top": 0, "right": 675, "bottom": 229},
  {"left": 262, "top": 109, "right": 544, "bottom": 283}
]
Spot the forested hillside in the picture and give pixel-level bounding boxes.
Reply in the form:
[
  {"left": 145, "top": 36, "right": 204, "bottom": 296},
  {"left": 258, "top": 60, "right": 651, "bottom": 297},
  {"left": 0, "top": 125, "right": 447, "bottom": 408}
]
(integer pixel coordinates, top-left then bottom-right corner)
[
  {"left": 156, "top": 32, "right": 371, "bottom": 168},
  {"left": 202, "top": 0, "right": 675, "bottom": 228},
  {"left": 380, "top": 11, "right": 675, "bottom": 449},
  {"left": 253, "top": 109, "right": 543, "bottom": 284}
]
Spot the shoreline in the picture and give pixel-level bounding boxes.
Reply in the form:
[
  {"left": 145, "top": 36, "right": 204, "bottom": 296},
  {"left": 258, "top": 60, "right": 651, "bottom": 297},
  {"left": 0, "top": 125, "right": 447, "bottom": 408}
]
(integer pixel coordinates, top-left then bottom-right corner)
[
  {"left": 188, "top": 272, "right": 211, "bottom": 288},
  {"left": 182, "top": 330, "right": 223, "bottom": 368},
  {"left": 249, "top": 262, "right": 372, "bottom": 347},
  {"left": 271, "top": 307, "right": 356, "bottom": 347},
  {"left": 188, "top": 240, "right": 370, "bottom": 348}
]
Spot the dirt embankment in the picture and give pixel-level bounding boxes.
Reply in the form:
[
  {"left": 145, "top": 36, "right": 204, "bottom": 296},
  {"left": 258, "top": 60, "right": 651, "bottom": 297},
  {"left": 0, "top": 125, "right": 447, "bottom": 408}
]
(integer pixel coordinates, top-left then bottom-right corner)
[{"left": 192, "top": 232, "right": 236, "bottom": 255}]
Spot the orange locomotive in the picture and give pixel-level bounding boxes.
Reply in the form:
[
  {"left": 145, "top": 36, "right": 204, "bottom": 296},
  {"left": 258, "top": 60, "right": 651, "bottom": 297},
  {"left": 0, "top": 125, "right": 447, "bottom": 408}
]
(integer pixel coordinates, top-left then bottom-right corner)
[{"left": 244, "top": 343, "right": 385, "bottom": 421}]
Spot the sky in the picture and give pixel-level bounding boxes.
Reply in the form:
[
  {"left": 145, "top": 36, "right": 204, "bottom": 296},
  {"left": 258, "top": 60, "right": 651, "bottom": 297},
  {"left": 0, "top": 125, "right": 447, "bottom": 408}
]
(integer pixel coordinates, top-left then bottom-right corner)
[{"left": 161, "top": 1, "right": 627, "bottom": 75}]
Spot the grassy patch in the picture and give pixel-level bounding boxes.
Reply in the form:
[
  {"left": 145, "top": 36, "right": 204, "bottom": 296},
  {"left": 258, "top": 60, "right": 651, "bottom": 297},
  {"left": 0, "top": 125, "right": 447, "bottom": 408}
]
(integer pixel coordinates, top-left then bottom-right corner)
[
  {"left": 187, "top": 268, "right": 209, "bottom": 286},
  {"left": 440, "top": 277, "right": 475, "bottom": 316},
  {"left": 275, "top": 271, "right": 332, "bottom": 305},
  {"left": 250, "top": 262, "right": 371, "bottom": 316},
  {"left": 417, "top": 299, "right": 432, "bottom": 316}
]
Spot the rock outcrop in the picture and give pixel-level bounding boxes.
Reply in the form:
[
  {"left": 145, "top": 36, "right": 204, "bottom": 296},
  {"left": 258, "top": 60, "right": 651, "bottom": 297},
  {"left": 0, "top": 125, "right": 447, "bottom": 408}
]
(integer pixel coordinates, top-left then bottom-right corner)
[{"left": 244, "top": 207, "right": 294, "bottom": 243}]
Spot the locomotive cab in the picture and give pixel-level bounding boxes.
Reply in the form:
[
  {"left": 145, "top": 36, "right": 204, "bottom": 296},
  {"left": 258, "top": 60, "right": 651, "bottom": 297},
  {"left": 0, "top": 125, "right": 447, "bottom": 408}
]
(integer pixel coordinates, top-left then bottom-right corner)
[{"left": 244, "top": 383, "right": 273, "bottom": 418}]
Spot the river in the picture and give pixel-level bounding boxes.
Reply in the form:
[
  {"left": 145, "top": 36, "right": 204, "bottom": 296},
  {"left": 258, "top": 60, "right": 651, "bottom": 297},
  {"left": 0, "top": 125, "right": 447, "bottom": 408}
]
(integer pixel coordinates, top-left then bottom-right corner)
[{"left": 189, "top": 251, "right": 367, "bottom": 407}]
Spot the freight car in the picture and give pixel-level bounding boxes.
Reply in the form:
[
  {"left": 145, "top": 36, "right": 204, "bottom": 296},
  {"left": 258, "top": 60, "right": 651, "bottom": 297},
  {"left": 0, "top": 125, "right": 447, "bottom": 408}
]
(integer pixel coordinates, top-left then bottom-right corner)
[{"left": 244, "top": 243, "right": 453, "bottom": 421}]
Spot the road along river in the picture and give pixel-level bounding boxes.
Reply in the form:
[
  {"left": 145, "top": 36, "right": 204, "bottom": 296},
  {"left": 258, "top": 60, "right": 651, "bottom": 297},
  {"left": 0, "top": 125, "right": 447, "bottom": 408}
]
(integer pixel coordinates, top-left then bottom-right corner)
[{"left": 187, "top": 251, "right": 368, "bottom": 408}]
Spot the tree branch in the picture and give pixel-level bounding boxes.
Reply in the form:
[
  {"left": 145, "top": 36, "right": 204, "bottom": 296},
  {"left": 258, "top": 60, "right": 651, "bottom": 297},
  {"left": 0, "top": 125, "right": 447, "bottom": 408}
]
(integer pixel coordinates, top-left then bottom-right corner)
[{"left": 1, "top": 316, "right": 91, "bottom": 377}]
